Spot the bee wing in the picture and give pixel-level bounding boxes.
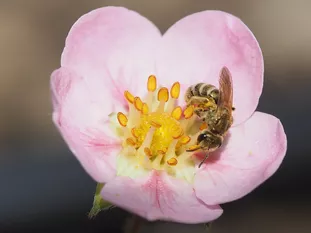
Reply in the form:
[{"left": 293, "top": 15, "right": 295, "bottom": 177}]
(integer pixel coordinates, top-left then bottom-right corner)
[{"left": 218, "top": 67, "right": 233, "bottom": 111}]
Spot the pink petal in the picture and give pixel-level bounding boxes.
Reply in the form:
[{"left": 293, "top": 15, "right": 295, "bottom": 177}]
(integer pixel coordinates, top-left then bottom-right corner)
[
  {"left": 101, "top": 171, "right": 223, "bottom": 223},
  {"left": 194, "top": 112, "right": 287, "bottom": 205},
  {"left": 61, "top": 6, "right": 162, "bottom": 97},
  {"left": 156, "top": 11, "right": 263, "bottom": 126},
  {"left": 51, "top": 67, "right": 123, "bottom": 183}
]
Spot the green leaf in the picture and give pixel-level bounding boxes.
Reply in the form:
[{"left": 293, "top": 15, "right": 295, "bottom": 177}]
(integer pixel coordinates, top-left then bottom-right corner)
[{"left": 88, "top": 183, "right": 115, "bottom": 219}]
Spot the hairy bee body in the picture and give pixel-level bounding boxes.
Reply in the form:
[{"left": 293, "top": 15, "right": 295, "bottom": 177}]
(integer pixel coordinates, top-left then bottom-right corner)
[
  {"left": 184, "top": 83, "right": 220, "bottom": 105},
  {"left": 185, "top": 67, "right": 234, "bottom": 168}
]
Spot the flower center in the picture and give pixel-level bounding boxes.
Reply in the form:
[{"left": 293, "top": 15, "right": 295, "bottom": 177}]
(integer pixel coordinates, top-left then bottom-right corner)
[{"left": 114, "top": 75, "right": 201, "bottom": 181}]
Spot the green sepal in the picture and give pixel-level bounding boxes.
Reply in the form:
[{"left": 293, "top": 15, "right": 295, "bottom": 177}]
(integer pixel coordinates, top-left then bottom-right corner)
[{"left": 88, "top": 183, "right": 115, "bottom": 219}]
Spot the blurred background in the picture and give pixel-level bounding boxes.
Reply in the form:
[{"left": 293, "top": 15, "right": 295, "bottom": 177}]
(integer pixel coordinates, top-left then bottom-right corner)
[{"left": 1, "top": 0, "right": 310, "bottom": 232}]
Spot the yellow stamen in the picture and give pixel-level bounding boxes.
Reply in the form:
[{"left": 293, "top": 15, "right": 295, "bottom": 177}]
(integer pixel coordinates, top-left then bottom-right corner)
[
  {"left": 144, "top": 147, "right": 152, "bottom": 157},
  {"left": 131, "top": 127, "right": 139, "bottom": 138},
  {"left": 134, "top": 97, "right": 143, "bottom": 111},
  {"left": 200, "top": 122, "right": 208, "bottom": 130},
  {"left": 117, "top": 112, "right": 128, "bottom": 127},
  {"left": 157, "top": 88, "right": 169, "bottom": 102},
  {"left": 183, "top": 106, "right": 194, "bottom": 119},
  {"left": 167, "top": 158, "right": 178, "bottom": 166},
  {"left": 186, "top": 144, "right": 201, "bottom": 152},
  {"left": 147, "top": 75, "right": 157, "bottom": 92},
  {"left": 151, "top": 121, "right": 162, "bottom": 128},
  {"left": 179, "top": 135, "right": 191, "bottom": 145},
  {"left": 142, "top": 103, "right": 149, "bottom": 115},
  {"left": 170, "top": 82, "right": 180, "bottom": 99},
  {"left": 116, "top": 76, "right": 198, "bottom": 183},
  {"left": 172, "top": 128, "right": 184, "bottom": 139},
  {"left": 126, "top": 138, "right": 136, "bottom": 146},
  {"left": 171, "top": 106, "right": 182, "bottom": 120},
  {"left": 124, "top": 91, "right": 134, "bottom": 104}
]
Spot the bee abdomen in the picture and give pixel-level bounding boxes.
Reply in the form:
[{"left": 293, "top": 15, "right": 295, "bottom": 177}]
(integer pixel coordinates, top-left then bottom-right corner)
[{"left": 185, "top": 83, "right": 218, "bottom": 102}]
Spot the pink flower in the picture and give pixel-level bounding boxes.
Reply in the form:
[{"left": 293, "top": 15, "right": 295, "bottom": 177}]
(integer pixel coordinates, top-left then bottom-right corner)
[{"left": 50, "top": 7, "right": 287, "bottom": 224}]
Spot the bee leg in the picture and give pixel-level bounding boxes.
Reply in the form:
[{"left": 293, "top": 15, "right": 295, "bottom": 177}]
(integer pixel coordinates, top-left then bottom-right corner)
[
  {"left": 198, "top": 153, "right": 209, "bottom": 168},
  {"left": 187, "top": 96, "right": 209, "bottom": 106}
]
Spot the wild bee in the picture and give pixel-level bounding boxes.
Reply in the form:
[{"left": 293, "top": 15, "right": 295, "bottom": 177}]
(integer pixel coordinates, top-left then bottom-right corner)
[{"left": 186, "top": 67, "right": 234, "bottom": 168}]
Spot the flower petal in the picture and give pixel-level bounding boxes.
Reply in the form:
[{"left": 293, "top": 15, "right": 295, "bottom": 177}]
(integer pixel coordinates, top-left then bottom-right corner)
[
  {"left": 156, "top": 11, "right": 263, "bottom": 126},
  {"left": 194, "top": 112, "right": 287, "bottom": 205},
  {"left": 61, "top": 6, "right": 162, "bottom": 97},
  {"left": 101, "top": 171, "right": 223, "bottom": 223},
  {"left": 51, "top": 67, "right": 123, "bottom": 183}
]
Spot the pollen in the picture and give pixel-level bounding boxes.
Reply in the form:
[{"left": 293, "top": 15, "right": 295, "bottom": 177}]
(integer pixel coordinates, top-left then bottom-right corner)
[
  {"left": 167, "top": 158, "right": 178, "bottom": 166},
  {"left": 126, "top": 138, "right": 136, "bottom": 146},
  {"left": 171, "top": 106, "right": 182, "bottom": 120},
  {"left": 124, "top": 91, "right": 134, "bottom": 103},
  {"left": 200, "top": 122, "right": 208, "bottom": 130},
  {"left": 170, "top": 82, "right": 180, "bottom": 99},
  {"left": 183, "top": 105, "right": 194, "bottom": 119},
  {"left": 115, "top": 76, "right": 197, "bottom": 180},
  {"left": 147, "top": 75, "right": 157, "bottom": 92},
  {"left": 142, "top": 103, "right": 149, "bottom": 115},
  {"left": 117, "top": 112, "right": 128, "bottom": 127},
  {"left": 158, "top": 87, "right": 169, "bottom": 102},
  {"left": 134, "top": 97, "right": 143, "bottom": 111}
]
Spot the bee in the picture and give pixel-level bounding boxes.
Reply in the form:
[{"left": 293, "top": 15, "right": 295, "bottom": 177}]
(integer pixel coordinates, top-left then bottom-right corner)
[
  {"left": 186, "top": 67, "right": 234, "bottom": 168},
  {"left": 184, "top": 82, "right": 219, "bottom": 119}
]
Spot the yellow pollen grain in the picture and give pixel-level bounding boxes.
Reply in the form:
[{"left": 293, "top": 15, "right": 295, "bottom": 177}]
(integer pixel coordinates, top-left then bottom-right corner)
[
  {"left": 170, "top": 82, "right": 180, "bottom": 99},
  {"left": 142, "top": 103, "right": 149, "bottom": 115},
  {"left": 157, "top": 87, "right": 169, "bottom": 102},
  {"left": 167, "top": 158, "right": 178, "bottom": 166},
  {"left": 180, "top": 135, "right": 191, "bottom": 145},
  {"left": 184, "top": 105, "right": 194, "bottom": 119},
  {"left": 171, "top": 106, "right": 182, "bottom": 120},
  {"left": 117, "top": 112, "right": 128, "bottom": 127},
  {"left": 172, "top": 128, "right": 184, "bottom": 139},
  {"left": 134, "top": 97, "right": 143, "bottom": 111},
  {"left": 126, "top": 138, "right": 136, "bottom": 146},
  {"left": 124, "top": 91, "right": 134, "bottom": 104},
  {"left": 131, "top": 127, "right": 139, "bottom": 138},
  {"left": 151, "top": 121, "right": 162, "bottom": 128},
  {"left": 147, "top": 75, "right": 157, "bottom": 92},
  {"left": 200, "top": 122, "right": 208, "bottom": 130},
  {"left": 144, "top": 147, "right": 152, "bottom": 157}
]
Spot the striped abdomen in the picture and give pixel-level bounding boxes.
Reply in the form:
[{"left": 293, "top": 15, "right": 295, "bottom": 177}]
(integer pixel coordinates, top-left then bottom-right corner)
[{"left": 185, "top": 83, "right": 220, "bottom": 103}]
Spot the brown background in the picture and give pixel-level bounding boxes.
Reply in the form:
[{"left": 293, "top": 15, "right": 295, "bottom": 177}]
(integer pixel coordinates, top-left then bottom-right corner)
[{"left": 1, "top": 1, "right": 310, "bottom": 233}]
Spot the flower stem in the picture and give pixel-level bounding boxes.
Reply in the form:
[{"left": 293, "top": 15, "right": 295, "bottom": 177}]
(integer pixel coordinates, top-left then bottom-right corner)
[{"left": 129, "top": 215, "right": 143, "bottom": 233}]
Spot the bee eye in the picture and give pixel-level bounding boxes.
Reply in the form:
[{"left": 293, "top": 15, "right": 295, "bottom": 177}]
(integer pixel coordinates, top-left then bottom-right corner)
[{"left": 197, "top": 133, "right": 207, "bottom": 143}]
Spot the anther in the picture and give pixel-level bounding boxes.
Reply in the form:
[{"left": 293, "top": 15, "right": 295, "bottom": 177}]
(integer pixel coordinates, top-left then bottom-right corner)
[
  {"left": 167, "top": 158, "right": 178, "bottom": 166},
  {"left": 151, "top": 121, "right": 162, "bottom": 128},
  {"left": 134, "top": 97, "right": 143, "bottom": 111},
  {"left": 171, "top": 106, "right": 182, "bottom": 120},
  {"left": 183, "top": 105, "right": 194, "bottom": 119},
  {"left": 144, "top": 147, "right": 152, "bottom": 157},
  {"left": 124, "top": 91, "right": 134, "bottom": 104},
  {"left": 147, "top": 75, "right": 157, "bottom": 92},
  {"left": 200, "top": 122, "right": 208, "bottom": 130},
  {"left": 172, "top": 128, "right": 184, "bottom": 139},
  {"left": 157, "top": 87, "right": 169, "bottom": 102},
  {"left": 170, "top": 82, "right": 180, "bottom": 99},
  {"left": 126, "top": 138, "right": 136, "bottom": 146},
  {"left": 142, "top": 103, "right": 149, "bottom": 115},
  {"left": 179, "top": 135, "right": 191, "bottom": 145},
  {"left": 117, "top": 112, "right": 128, "bottom": 127},
  {"left": 131, "top": 127, "right": 139, "bottom": 138}
]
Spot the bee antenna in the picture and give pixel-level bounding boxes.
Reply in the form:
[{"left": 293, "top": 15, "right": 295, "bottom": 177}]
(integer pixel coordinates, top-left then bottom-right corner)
[{"left": 198, "top": 153, "right": 209, "bottom": 168}]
